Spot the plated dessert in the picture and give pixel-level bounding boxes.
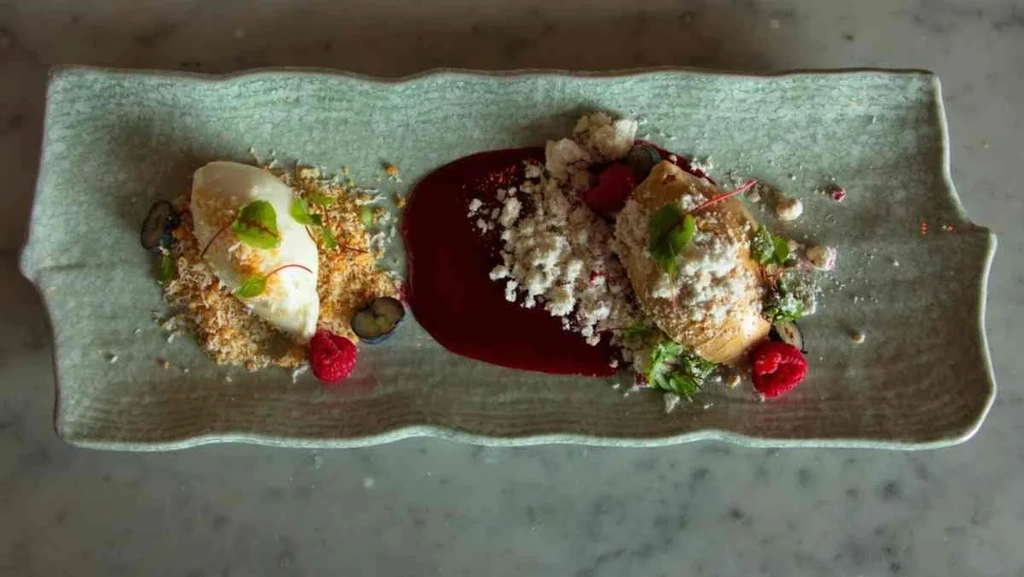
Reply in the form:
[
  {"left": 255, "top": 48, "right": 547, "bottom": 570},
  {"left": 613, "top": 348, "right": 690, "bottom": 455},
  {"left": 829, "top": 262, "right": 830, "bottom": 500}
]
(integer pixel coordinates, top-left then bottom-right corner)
[
  {"left": 30, "top": 67, "right": 995, "bottom": 449},
  {"left": 145, "top": 112, "right": 840, "bottom": 407},
  {"left": 404, "top": 113, "right": 838, "bottom": 406},
  {"left": 142, "top": 160, "right": 401, "bottom": 383}
]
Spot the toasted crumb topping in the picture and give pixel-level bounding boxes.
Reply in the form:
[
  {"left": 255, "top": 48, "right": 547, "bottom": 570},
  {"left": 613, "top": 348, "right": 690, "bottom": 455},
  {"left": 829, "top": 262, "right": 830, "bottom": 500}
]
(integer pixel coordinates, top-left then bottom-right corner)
[{"left": 160, "top": 163, "right": 397, "bottom": 370}]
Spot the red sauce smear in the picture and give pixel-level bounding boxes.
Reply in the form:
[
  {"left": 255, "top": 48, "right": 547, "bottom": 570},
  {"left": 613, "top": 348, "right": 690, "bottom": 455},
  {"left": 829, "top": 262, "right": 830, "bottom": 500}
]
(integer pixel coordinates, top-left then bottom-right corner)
[
  {"left": 402, "top": 145, "right": 710, "bottom": 377},
  {"left": 403, "top": 147, "right": 616, "bottom": 376}
]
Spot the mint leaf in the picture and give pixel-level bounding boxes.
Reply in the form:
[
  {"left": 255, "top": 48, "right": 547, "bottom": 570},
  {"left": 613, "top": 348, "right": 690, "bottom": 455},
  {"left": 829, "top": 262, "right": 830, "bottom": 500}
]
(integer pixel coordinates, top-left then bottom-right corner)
[
  {"left": 751, "top": 226, "right": 775, "bottom": 264},
  {"left": 360, "top": 205, "right": 374, "bottom": 228},
  {"left": 648, "top": 204, "right": 684, "bottom": 249},
  {"left": 321, "top": 225, "right": 339, "bottom": 249},
  {"left": 752, "top": 226, "right": 797, "bottom": 267},
  {"left": 307, "top": 193, "right": 333, "bottom": 207},
  {"left": 646, "top": 340, "right": 717, "bottom": 399},
  {"left": 648, "top": 204, "right": 695, "bottom": 275},
  {"left": 234, "top": 274, "right": 267, "bottom": 298},
  {"left": 622, "top": 323, "right": 654, "bottom": 342},
  {"left": 156, "top": 253, "right": 176, "bottom": 283},
  {"left": 231, "top": 201, "right": 280, "bottom": 249},
  {"left": 289, "top": 197, "right": 318, "bottom": 226},
  {"left": 665, "top": 372, "right": 701, "bottom": 398},
  {"left": 773, "top": 236, "right": 792, "bottom": 265}
]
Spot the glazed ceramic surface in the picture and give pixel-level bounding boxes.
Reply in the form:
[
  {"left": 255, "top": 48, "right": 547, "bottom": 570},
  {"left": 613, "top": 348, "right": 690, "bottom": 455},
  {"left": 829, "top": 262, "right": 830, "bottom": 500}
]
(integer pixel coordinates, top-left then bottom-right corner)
[{"left": 20, "top": 66, "right": 995, "bottom": 450}]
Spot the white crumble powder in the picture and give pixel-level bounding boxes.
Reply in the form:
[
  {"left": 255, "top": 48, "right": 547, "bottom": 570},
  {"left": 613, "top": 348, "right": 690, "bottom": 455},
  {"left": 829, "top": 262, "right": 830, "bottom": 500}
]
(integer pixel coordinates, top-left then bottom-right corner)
[
  {"left": 476, "top": 218, "right": 488, "bottom": 233},
  {"left": 616, "top": 192, "right": 759, "bottom": 331},
  {"left": 499, "top": 196, "right": 522, "bottom": 227},
  {"left": 663, "top": 392, "right": 681, "bottom": 414},
  {"left": 545, "top": 138, "right": 590, "bottom": 181},
  {"left": 573, "top": 113, "right": 639, "bottom": 163},
  {"left": 489, "top": 265, "right": 509, "bottom": 280},
  {"left": 468, "top": 198, "right": 483, "bottom": 216},
  {"left": 504, "top": 280, "right": 519, "bottom": 302},
  {"left": 689, "top": 156, "right": 715, "bottom": 175},
  {"left": 485, "top": 113, "right": 642, "bottom": 343}
]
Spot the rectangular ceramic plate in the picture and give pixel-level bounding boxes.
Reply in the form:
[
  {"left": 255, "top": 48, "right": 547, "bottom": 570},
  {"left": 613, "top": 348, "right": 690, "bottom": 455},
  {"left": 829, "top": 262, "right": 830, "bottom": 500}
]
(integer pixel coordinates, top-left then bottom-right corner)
[{"left": 21, "top": 66, "right": 996, "bottom": 450}]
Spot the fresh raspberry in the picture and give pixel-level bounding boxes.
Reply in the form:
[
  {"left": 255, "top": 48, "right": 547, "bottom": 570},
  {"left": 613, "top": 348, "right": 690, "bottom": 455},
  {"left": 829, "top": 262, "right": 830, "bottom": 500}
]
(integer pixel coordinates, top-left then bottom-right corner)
[
  {"left": 309, "top": 329, "right": 358, "bottom": 385},
  {"left": 582, "top": 162, "right": 636, "bottom": 216},
  {"left": 750, "top": 341, "right": 807, "bottom": 398}
]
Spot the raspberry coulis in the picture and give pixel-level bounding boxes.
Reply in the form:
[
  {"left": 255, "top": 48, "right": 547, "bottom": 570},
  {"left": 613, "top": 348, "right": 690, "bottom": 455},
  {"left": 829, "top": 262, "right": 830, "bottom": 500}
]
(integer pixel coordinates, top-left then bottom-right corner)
[{"left": 402, "top": 145, "right": 708, "bottom": 377}]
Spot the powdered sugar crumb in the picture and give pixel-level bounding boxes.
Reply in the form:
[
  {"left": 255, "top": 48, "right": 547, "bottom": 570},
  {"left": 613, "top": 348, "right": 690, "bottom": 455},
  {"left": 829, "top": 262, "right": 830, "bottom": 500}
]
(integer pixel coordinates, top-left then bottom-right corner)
[{"left": 484, "top": 112, "right": 642, "bottom": 342}]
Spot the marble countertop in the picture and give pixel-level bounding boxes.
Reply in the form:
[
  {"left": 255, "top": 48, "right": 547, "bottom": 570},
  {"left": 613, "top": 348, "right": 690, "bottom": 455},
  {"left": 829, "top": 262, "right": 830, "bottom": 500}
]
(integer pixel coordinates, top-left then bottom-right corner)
[{"left": 1, "top": 1, "right": 1022, "bottom": 575}]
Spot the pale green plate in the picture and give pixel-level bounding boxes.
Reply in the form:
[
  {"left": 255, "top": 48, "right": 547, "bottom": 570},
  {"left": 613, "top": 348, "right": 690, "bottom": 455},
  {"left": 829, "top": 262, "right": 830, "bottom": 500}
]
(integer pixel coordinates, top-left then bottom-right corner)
[{"left": 20, "top": 66, "right": 996, "bottom": 450}]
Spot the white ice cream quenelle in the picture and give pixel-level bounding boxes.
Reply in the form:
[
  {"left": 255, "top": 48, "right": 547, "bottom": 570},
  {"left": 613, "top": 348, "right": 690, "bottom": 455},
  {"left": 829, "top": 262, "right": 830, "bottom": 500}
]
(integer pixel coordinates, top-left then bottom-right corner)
[{"left": 190, "top": 161, "right": 319, "bottom": 343}]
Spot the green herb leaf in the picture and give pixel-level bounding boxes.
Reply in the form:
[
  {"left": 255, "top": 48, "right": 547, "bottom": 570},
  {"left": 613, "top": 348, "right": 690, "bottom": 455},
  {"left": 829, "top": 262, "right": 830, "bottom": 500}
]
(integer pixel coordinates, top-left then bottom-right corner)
[
  {"left": 289, "top": 197, "right": 318, "bottom": 226},
  {"left": 360, "top": 205, "right": 374, "bottom": 228},
  {"left": 234, "top": 274, "right": 267, "bottom": 299},
  {"left": 156, "top": 253, "right": 176, "bottom": 283},
  {"left": 621, "top": 323, "right": 655, "bottom": 344},
  {"left": 773, "top": 236, "right": 792, "bottom": 265},
  {"left": 231, "top": 201, "right": 280, "bottom": 249},
  {"left": 752, "top": 225, "right": 797, "bottom": 268},
  {"left": 645, "top": 340, "right": 717, "bottom": 398},
  {"left": 648, "top": 205, "right": 696, "bottom": 276},
  {"left": 764, "top": 279, "right": 804, "bottom": 323},
  {"left": 751, "top": 226, "right": 776, "bottom": 264},
  {"left": 307, "top": 193, "right": 334, "bottom": 207},
  {"left": 320, "top": 225, "right": 339, "bottom": 249}
]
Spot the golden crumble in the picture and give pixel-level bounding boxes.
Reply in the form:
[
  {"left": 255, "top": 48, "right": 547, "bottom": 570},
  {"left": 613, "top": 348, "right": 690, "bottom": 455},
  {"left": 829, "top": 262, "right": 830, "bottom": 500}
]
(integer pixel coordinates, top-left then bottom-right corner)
[{"left": 159, "top": 163, "right": 398, "bottom": 370}]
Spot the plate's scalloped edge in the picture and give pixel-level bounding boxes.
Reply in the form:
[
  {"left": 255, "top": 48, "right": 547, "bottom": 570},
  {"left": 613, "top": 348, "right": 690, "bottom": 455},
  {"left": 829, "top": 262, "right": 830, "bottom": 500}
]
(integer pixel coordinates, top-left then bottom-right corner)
[
  {"left": 25, "top": 65, "right": 998, "bottom": 451},
  {"left": 59, "top": 421, "right": 984, "bottom": 452},
  {"left": 927, "top": 74, "right": 998, "bottom": 441},
  {"left": 43, "top": 63, "right": 946, "bottom": 84}
]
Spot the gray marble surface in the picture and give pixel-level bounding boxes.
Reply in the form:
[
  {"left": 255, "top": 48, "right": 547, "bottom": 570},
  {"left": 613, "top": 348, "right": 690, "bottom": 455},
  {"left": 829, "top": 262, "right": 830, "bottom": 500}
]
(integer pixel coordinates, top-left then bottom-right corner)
[{"left": 1, "top": 0, "right": 1022, "bottom": 575}]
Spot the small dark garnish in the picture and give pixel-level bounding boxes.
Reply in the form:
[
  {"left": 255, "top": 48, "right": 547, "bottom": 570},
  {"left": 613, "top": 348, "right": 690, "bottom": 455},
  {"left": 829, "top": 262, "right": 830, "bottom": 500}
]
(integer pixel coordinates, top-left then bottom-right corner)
[
  {"left": 141, "top": 201, "right": 180, "bottom": 251},
  {"left": 351, "top": 296, "right": 405, "bottom": 343},
  {"left": 769, "top": 320, "right": 805, "bottom": 353},
  {"left": 627, "top": 144, "right": 661, "bottom": 181}
]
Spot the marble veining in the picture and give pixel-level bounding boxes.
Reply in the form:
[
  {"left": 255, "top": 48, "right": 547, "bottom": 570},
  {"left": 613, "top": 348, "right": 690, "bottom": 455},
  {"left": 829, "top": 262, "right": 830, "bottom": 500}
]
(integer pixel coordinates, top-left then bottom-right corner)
[{"left": 1, "top": 0, "right": 1023, "bottom": 576}]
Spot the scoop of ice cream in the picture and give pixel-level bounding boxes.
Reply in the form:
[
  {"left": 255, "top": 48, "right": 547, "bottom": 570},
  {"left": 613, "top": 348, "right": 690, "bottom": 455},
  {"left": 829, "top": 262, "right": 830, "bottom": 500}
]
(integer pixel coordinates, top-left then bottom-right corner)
[{"left": 191, "top": 161, "right": 319, "bottom": 343}]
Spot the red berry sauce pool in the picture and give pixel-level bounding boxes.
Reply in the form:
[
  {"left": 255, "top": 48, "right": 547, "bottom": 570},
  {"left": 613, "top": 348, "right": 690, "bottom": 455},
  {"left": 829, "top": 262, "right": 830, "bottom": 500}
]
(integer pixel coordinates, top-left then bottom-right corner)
[
  {"left": 403, "top": 147, "right": 616, "bottom": 376},
  {"left": 402, "top": 145, "right": 709, "bottom": 377}
]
